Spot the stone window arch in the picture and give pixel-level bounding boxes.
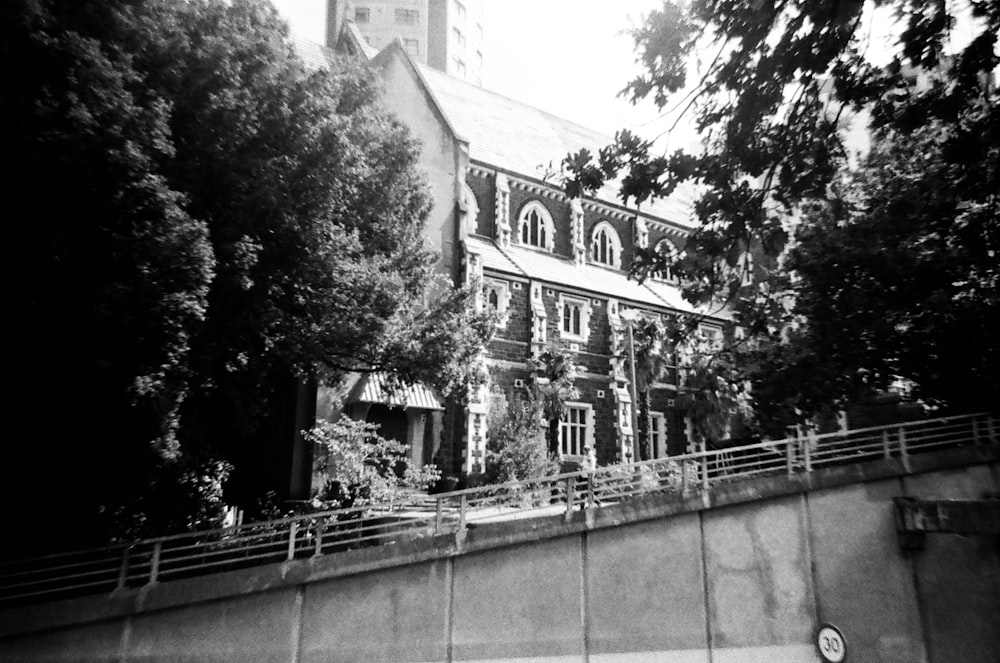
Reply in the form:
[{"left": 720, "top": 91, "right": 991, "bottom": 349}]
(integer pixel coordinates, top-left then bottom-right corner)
[
  {"left": 591, "top": 221, "right": 622, "bottom": 268},
  {"left": 517, "top": 201, "right": 555, "bottom": 251}
]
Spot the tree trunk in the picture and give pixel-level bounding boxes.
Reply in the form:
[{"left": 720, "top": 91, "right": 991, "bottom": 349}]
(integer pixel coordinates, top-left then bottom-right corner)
[
  {"left": 638, "top": 389, "right": 653, "bottom": 461},
  {"left": 547, "top": 418, "right": 561, "bottom": 458}
]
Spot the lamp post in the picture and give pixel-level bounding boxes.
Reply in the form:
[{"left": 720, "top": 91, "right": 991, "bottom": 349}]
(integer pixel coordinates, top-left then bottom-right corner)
[{"left": 620, "top": 308, "right": 642, "bottom": 464}]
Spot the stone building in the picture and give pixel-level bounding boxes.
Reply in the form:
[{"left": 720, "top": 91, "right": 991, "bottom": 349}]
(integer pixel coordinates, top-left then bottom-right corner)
[{"left": 301, "top": 22, "right": 727, "bottom": 481}]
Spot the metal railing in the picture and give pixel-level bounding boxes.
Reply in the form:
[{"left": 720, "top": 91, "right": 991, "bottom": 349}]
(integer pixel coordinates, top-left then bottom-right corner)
[{"left": 1, "top": 411, "right": 994, "bottom": 606}]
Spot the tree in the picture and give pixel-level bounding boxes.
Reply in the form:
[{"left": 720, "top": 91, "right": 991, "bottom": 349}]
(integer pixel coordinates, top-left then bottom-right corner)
[
  {"left": 485, "top": 396, "right": 558, "bottom": 483},
  {"left": 627, "top": 316, "right": 674, "bottom": 460},
  {"left": 529, "top": 347, "right": 580, "bottom": 458},
  {"left": 307, "top": 417, "right": 440, "bottom": 509},
  {"left": 2, "top": 0, "right": 491, "bottom": 552},
  {"left": 761, "top": 117, "right": 999, "bottom": 420},
  {"left": 561, "top": 0, "right": 999, "bottom": 424}
]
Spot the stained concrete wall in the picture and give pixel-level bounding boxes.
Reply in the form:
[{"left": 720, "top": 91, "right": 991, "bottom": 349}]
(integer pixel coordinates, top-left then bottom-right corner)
[{"left": 2, "top": 450, "right": 997, "bottom": 663}]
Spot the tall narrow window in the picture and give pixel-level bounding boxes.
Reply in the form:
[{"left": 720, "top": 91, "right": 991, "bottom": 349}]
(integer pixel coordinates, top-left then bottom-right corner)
[
  {"left": 517, "top": 202, "right": 554, "bottom": 251},
  {"left": 653, "top": 239, "right": 679, "bottom": 282},
  {"left": 650, "top": 412, "right": 667, "bottom": 459},
  {"left": 591, "top": 222, "right": 622, "bottom": 268},
  {"left": 560, "top": 404, "right": 591, "bottom": 457}
]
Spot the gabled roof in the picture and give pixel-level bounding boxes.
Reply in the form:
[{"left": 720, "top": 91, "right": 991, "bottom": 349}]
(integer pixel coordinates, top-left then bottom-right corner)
[
  {"left": 465, "top": 236, "right": 714, "bottom": 317},
  {"left": 295, "top": 33, "right": 696, "bottom": 228},
  {"left": 416, "top": 65, "right": 696, "bottom": 227}
]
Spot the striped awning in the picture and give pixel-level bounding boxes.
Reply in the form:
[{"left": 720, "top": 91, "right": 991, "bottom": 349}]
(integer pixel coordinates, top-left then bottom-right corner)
[{"left": 348, "top": 372, "right": 444, "bottom": 411}]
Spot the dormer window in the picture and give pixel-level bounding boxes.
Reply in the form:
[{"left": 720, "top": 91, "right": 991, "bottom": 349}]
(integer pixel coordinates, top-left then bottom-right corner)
[
  {"left": 591, "top": 222, "right": 622, "bottom": 268},
  {"left": 517, "top": 201, "right": 555, "bottom": 251}
]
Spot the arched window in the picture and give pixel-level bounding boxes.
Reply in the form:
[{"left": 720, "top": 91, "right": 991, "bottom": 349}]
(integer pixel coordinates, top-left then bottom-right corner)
[
  {"left": 591, "top": 222, "right": 622, "bottom": 268},
  {"left": 517, "top": 201, "right": 555, "bottom": 251},
  {"left": 653, "top": 239, "right": 679, "bottom": 282}
]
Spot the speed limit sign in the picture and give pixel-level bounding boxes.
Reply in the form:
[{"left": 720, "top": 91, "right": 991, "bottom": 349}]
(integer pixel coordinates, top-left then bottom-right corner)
[{"left": 816, "top": 623, "right": 846, "bottom": 662}]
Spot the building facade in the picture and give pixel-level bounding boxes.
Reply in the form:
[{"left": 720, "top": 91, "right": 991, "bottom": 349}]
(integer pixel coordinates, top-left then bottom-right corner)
[
  {"left": 303, "top": 29, "right": 727, "bottom": 481},
  {"left": 326, "top": 0, "right": 484, "bottom": 85}
]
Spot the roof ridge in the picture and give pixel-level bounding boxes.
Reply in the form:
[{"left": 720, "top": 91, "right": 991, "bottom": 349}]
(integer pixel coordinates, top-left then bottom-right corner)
[{"left": 415, "top": 64, "right": 615, "bottom": 144}]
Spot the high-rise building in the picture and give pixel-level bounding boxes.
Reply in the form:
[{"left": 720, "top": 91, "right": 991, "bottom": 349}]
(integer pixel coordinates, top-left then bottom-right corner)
[{"left": 326, "top": 0, "right": 484, "bottom": 86}]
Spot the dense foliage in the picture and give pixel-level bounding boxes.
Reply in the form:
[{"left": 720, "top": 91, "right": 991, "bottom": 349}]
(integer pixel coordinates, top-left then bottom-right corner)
[
  {"left": 2, "top": 0, "right": 490, "bottom": 552},
  {"left": 485, "top": 396, "right": 559, "bottom": 483},
  {"left": 529, "top": 347, "right": 581, "bottom": 458},
  {"left": 562, "top": 0, "right": 999, "bottom": 429},
  {"left": 307, "top": 417, "right": 440, "bottom": 509}
]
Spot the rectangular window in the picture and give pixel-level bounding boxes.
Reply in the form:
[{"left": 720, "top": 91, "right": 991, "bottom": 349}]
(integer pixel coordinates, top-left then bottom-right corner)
[
  {"left": 558, "top": 294, "right": 590, "bottom": 342},
  {"left": 560, "top": 405, "right": 590, "bottom": 457},
  {"left": 453, "top": 27, "right": 465, "bottom": 48},
  {"left": 698, "top": 323, "right": 723, "bottom": 350},
  {"left": 403, "top": 38, "right": 420, "bottom": 55},
  {"left": 454, "top": 0, "right": 466, "bottom": 20},
  {"left": 650, "top": 412, "right": 667, "bottom": 459},
  {"left": 395, "top": 8, "right": 419, "bottom": 25},
  {"left": 453, "top": 57, "right": 466, "bottom": 75},
  {"left": 354, "top": 7, "right": 370, "bottom": 22}
]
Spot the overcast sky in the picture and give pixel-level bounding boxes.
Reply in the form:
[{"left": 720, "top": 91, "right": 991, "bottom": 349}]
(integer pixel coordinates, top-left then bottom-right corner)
[{"left": 269, "top": 0, "right": 692, "bottom": 145}]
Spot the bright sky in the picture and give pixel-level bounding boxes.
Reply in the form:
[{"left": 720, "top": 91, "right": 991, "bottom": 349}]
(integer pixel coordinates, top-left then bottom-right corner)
[{"left": 269, "top": 0, "right": 696, "bottom": 148}]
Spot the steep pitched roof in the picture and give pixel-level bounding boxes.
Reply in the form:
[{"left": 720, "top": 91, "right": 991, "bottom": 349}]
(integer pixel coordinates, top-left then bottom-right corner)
[{"left": 416, "top": 64, "right": 696, "bottom": 227}]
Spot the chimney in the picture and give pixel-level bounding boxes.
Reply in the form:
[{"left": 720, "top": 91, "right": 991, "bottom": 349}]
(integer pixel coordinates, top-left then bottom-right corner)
[{"left": 325, "top": 0, "right": 347, "bottom": 49}]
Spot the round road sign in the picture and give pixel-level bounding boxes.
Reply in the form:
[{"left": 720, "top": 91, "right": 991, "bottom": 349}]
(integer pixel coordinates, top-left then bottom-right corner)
[{"left": 816, "top": 623, "right": 846, "bottom": 662}]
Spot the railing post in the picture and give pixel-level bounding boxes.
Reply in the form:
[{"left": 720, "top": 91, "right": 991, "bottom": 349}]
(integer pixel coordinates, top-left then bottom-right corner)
[
  {"left": 313, "top": 517, "right": 325, "bottom": 557},
  {"left": 564, "top": 477, "right": 575, "bottom": 522},
  {"left": 148, "top": 541, "right": 162, "bottom": 585},
  {"left": 883, "top": 429, "right": 891, "bottom": 459},
  {"left": 804, "top": 432, "right": 813, "bottom": 473},
  {"left": 588, "top": 471, "right": 596, "bottom": 506},
  {"left": 972, "top": 417, "right": 981, "bottom": 445},
  {"left": 899, "top": 426, "right": 911, "bottom": 473},
  {"left": 459, "top": 494, "right": 468, "bottom": 533},
  {"left": 117, "top": 546, "right": 131, "bottom": 590},
  {"left": 786, "top": 440, "right": 795, "bottom": 477},
  {"left": 681, "top": 459, "right": 690, "bottom": 494},
  {"left": 435, "top": 497, "right": 443, "bottom": 535},
  {"left": 287, "top": 521, "right": 298, "bottom": 561},
  {"left": 988, "top": 414, "right": 997, "bottom": 444},
  {"left": 701, "top": 453, "right": 710, "bottom": 492}
]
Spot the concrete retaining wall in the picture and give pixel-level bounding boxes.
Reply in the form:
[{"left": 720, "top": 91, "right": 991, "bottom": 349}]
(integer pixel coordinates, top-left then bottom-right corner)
[{"left": 2, "top": 449, "right": 997, "bottom": 663}]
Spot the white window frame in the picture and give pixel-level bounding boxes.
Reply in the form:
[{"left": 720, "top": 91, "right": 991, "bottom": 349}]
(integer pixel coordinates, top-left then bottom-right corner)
[
  {"left": 558, "top": 293, "right": 591, "bottom": 343},
  {"left": 590, "top": 221, "right": 623, "bottom": 268},
  {"left": 403, "top": 38, "right": 420, "bottom": 56},
  {"left": 649, "top": 411, "right": 667, "bottom": 459},
  {"left": 517, "top": 201, "right": 555, "bottom": 252},
  {"left": 560, "top": 402, "right": 593, "bottom": 459},
  {"left": 484, "top": 278, "right": 511, "bottom": 327}
]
